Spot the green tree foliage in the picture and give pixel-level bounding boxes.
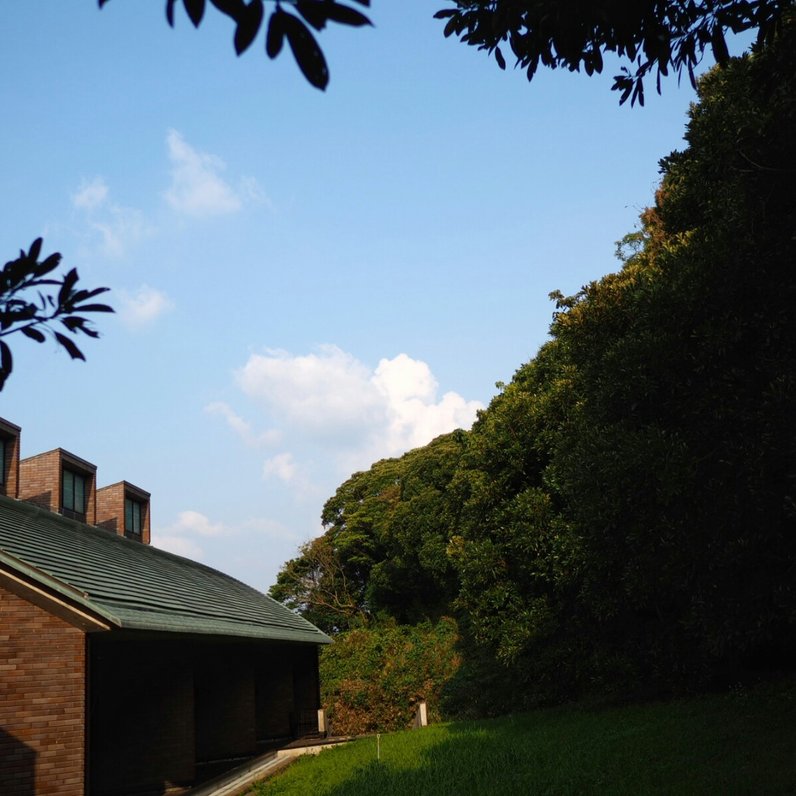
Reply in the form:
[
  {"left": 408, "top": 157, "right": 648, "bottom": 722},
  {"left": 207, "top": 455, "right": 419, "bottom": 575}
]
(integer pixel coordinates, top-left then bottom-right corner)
[
  {"left": 451, "top": 18, "right": 796, "bottom": 695},
  {"left": 270, "top": 431, "right": 466, "bottom": 632},
  {"left": 0, "top": 239, "right": 113, "bottom": 391},
  {"left": 273, "top": 18, "right": 795, "bottom": 713},
  {"left": 447, "top": 342, "right": 576, "bottom": 665},
  {"left": 268, "top": 534, "right": 369, "bottom": 632},
  {"left": 435, "top": 0, "right": 791, "bottom": 104},
  {"left": 320, "top": 619, "right": 461, "bottom": 734},
  {"left": 548, "top": 19, "right": 796, "bottom": 685}
]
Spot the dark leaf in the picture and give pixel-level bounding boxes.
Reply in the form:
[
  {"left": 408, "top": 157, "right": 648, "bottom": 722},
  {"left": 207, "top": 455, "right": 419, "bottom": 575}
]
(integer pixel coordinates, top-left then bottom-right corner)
[
  {"left": 75, "top": 286, "right": 112, "bottom": 301},
  {"left": 210, "top": 0, "right": 245, "bottom": 18},
  {"left": 98, "top": 0, "right": 112, "bottom": 7},
  {"left": 711, "top": 26, "right": 730, "bottom": 64},
  {"left": 72, "top": 303, "right": 114, "bottom": 314},
  {"left": 282, "top": 13, "right": 329, "bottom": 90},
  {"left": 58, "top": 268, "right": 79, "bottom": 308},
  {"left": 184, "top": 0, "right": 206, "bottom": 27},
  {"left": 297, "top": 0, "right": 328, "bottom": 31},
  {"left": 54, "top": 332, "right": 86, "bottom": 361},
  {"left": 70, "top": 289, "right": 91, "bottom": 305},
  {"left": 266, "top": 8, "right": 286, "bottom": 58},
  {"left": 632, "top": 76, "right": 645, "bottom": 107},
  {"left": 444, "top": 16, "right": 459, "bottom": 38},
  {"left": 592, "top": 47, "right": 603, "bottom": 74},
  {"left": 166, "top": 0, "right": 177, "bottom": 26},
  {"left": 28, "top": 238, "right": 43, "bottom": 263},
  {"left": 495, "top": 46, "right": 506, "bottom": 70},
  {"left": 234, "top": 0, "right": 264, "bottom": 54},
  {"left": 34, "top": 253, "right": 62, "bottom": 278},
  {"left": 62, "top": 317, "right": 99, "bottom": 338},
  {"left": 61, "top": 317, "right": 82, "bottom": 331},
  {"left": 0, "top": 341, "right": 12, "bottom": 391},
  {"left": 20, "top": 326, "right": 46, "bottom": 343},
  {"left": 319, "top": 2, "right": 371, "bottom": 28}
]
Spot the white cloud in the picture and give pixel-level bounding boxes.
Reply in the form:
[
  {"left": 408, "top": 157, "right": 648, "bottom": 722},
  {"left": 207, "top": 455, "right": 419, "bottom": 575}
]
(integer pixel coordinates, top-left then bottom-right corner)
[
  {"left": 164, "top": 129, "right": 264, "bottom": 217},
  {"left": 372, "top": 353, "right": 482, "bottom": 454},
  {"left": 263, "top": 452, "right": 297, "bottom": 483},
  {"left": 151, "top": 535, "right": 205, "bottom": 560},
  {"left": 205, "top": 401, "right": 282, "bottom": 448},
  {"left": 70, "top": 176, "right": 151, "bottom": 258},
  {"left": 151, "top": 510, "right": 300, "bottom": 567},
  {"left": 241, "top": 516, "right": 301, "bottom": 542},
  {"left": 92, "top": 206, "right": 149, "bottom": 258},
  {"left": 72, "top": 177, "right": 109, "bottom": 211},
  {"left": 235, "top": 345, "right": 484, "bottom": 473},
  {"left": 167, "top": 510, "right": 226, "bottom": 537},
  {"left": 151, "top": 511, "right": 225, "bottom": 560},
  {"left": 237, "top": 345, "right": 387, "bottom": 444},
  {"left": 118, "top": 285, "right": 174, "bottom": 328}
]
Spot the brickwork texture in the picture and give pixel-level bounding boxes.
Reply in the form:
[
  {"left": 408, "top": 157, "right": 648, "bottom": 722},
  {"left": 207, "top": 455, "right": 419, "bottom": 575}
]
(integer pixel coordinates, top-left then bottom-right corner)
[{"left": 0, "top": 584, "right": 86, "bottom": 796}]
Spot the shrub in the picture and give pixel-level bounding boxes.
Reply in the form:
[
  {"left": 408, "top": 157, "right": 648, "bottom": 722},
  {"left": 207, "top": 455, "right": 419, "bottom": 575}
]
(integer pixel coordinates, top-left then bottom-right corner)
[{"left": 320, "top": 618, "right": 461, "bottom": 735}]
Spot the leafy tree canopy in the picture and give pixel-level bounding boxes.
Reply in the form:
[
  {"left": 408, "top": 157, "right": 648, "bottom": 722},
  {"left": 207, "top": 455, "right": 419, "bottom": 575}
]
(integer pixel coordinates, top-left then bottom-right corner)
[
  {"left": 434, "top": 0, "right": 792, "bottom": 104},
  {"left": 270, "top": 431, "right": 466, "bottom": 633},
  {"left": 273, "top": 18, "right": 796, "bottom": 709}
]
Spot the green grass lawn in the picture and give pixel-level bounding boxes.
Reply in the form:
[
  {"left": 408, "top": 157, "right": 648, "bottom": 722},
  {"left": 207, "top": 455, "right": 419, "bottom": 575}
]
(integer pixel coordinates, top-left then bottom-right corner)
[{"left": 252, "top": 677, "right": 796, "bottom": 795}]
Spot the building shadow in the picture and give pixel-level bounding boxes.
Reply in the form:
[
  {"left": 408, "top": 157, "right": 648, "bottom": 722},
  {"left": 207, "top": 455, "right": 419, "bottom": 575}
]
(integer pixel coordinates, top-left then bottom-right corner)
[{"left": 0, "top": 727, "right": 36, "bottom": 796}]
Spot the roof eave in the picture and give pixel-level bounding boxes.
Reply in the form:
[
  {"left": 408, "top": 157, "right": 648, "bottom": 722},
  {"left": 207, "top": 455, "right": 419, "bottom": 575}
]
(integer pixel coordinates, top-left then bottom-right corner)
[{"left": 0, "top": 548, "right": 119, "bottom": 632}]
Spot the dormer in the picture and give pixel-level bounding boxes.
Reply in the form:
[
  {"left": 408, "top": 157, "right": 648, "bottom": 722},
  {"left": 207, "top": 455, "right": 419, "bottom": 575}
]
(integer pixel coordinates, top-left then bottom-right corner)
[
  {"left": 19, "top": 448, "right": 97, "bottom": 525},
  {"left": 96, "top": 481, "right": 151, "bottom": 544},
  {"left": 0, "top": 417, "right": 21, "bottom": 498}
]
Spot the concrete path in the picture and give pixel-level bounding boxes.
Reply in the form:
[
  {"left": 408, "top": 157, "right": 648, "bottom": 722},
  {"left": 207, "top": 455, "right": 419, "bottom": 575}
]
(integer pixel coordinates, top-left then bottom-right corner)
[{"left": 185, "top": 738, "right": 355, "bottom": 796}]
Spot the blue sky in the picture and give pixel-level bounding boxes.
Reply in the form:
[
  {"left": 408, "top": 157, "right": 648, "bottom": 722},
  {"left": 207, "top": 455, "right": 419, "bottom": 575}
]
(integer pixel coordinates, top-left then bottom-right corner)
[{"left": 1, "top": 2, "right": 722, "bottom": 590}]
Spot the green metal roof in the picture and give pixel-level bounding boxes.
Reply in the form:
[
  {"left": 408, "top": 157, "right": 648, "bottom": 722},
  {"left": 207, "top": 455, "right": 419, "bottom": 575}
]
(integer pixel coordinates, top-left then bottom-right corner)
[{"left": 0, "top": 495, "right": 330, "bottom": 644}]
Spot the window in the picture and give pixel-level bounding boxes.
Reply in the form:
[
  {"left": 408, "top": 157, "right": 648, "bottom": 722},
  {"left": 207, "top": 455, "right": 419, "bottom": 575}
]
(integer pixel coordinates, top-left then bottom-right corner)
[
  {"left": 62, "top": 468, "right": 87, "bottom": 520},
  {"left": 125, "top": 497, "right": 143, "bottom": 535},
  {"left": 0, "top": 437, "right": 5, "bottom": 486}
]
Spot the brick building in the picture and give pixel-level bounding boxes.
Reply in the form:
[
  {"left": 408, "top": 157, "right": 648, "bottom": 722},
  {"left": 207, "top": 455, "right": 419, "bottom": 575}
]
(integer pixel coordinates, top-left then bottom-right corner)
[{"left": 0, "top": 418, "right": 330, "bottom": 796}]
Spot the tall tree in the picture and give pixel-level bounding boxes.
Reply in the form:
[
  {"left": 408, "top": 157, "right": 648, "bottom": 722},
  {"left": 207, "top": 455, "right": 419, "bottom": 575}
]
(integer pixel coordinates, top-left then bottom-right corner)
[
  {"left": 548, "top": 17, "right": 796, "bottom": 684},
  {"left": 270, "top": 431, "right": 466, "bottom": 632}
]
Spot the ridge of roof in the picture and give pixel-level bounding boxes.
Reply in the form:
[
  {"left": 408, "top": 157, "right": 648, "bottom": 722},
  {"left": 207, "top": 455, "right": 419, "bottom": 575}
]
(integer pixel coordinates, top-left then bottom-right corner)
[{"left": 0, "top": 495, "right": 330, "bottom": 644}]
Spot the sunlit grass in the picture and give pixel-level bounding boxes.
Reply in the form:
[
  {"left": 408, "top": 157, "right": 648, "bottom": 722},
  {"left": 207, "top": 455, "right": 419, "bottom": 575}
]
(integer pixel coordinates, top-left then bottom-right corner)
[{"left": 252, "top": 677, "right": 796, "bottom": 795}]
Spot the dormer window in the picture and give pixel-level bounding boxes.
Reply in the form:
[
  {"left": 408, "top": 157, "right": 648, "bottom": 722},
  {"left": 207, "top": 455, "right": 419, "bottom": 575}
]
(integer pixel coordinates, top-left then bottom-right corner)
[
  {"left": 97, "top": 480, "right": 150, "bottom": 543},
  {"left": 62, "top": 468, "right": 87, "bottom": 521},
  {"left": 125, "top": 497, "right": 143, "bottom": 536}
]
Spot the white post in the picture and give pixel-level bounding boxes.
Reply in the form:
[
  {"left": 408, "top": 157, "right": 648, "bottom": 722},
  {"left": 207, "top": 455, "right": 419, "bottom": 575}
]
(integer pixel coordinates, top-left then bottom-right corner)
[{"left": 414, "top": 700, "right": 428, "bottom": 728}]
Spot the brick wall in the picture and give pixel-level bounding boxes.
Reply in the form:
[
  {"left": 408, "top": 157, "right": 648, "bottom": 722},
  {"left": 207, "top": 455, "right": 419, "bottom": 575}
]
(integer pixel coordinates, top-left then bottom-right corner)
[
  {"left": 17, "top": 450, "right": 59, "bottom": 513},
  {"left": 19, "top": 449, "right": 96, "bottom": 525},
  {"left": 0, "top": 584, "right": 86, "bottom": 796},
  {"left": 96, "top": 482, "right": 151, "bottom": 545}
]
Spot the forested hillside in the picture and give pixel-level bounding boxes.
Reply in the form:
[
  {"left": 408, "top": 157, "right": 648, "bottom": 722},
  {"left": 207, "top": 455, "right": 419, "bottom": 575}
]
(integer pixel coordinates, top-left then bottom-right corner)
[{"left": 270, "top": 17, "right": 796, "bottom": 730}]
